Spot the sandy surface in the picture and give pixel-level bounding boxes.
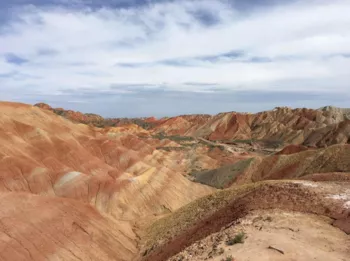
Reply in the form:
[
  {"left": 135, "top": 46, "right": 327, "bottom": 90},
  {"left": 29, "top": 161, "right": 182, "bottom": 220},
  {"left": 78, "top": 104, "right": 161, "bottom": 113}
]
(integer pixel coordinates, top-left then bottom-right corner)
[{"left": 168, "top": 210, "right": 350, "bottom": 261}]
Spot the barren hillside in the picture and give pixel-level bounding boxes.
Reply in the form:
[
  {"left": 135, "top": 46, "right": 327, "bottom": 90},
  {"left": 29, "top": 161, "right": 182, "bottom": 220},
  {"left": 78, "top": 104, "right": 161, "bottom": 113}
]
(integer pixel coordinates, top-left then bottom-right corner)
[
  {"left": 36, "top": 103, "right": 350, "bottom": 148},
  {"left": 0, "top": 102, "right": 349, "bottom": 261}
]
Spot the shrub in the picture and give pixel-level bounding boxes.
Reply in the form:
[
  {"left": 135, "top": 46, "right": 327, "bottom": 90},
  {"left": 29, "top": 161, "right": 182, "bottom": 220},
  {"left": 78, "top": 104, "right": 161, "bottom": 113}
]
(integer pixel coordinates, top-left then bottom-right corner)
[
  {"left": 226, "top": 232, "right": 245, "bottom": 245},
  {"left": 261, "top": 138, "right": 284, "bottom": 149},
  {"left": 265, "top": 216, "right": 273, "bottom": 222},
  {"left": 231, "top": 139, "right": 254, "bottom": 144},
  {"left": 221, "top": 255, "right": 234, "bottom": 261}
]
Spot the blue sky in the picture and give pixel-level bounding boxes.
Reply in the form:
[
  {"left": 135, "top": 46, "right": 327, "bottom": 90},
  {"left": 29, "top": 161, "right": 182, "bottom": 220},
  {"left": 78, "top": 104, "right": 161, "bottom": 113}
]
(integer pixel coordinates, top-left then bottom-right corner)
[{"left": 1, "top": 0, "right": 350, "bottom": 117}]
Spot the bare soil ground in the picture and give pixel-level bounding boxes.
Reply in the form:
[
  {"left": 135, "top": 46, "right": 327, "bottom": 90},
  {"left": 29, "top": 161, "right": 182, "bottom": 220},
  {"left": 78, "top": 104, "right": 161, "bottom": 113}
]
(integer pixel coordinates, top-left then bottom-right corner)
[
  {"left": 168, "top": 210, "right": 350, "bottom": 261},
  {"left": 140, "top": 181, "right": 350, "bottom": 261}
]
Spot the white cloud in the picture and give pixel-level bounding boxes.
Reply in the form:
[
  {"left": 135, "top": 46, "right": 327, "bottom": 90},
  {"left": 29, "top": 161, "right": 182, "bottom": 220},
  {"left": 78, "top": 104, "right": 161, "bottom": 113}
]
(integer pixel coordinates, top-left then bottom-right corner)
[{"left": 1, "top": 0, "right": 350, "bottom": 99}]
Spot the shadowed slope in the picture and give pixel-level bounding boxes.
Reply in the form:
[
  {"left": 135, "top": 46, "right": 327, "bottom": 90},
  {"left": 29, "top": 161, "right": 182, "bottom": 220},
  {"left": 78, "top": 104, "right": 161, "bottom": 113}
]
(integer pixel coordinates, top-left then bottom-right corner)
[{"left": 192, "top": 144, "right": 350, "bottom": 188}]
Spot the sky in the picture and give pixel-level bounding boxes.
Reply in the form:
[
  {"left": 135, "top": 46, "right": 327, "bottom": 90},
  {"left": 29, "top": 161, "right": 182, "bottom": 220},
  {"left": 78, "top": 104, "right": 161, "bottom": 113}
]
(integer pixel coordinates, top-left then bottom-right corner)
[{"left": 0, "top": 0, "right": 350, "bottom": 117}]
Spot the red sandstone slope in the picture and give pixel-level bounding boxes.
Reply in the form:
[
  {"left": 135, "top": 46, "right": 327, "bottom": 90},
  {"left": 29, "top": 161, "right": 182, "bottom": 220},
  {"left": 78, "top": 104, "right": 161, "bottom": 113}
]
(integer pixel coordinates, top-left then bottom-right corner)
[
  {"left": 34, "top": 103, "right": 350, "bottom": 147},
  {"left": 2, "top": 101, "right": 350, "bottom": 261},
  {"left": 34, "top": 102, "right": 156, "bottom": 129},
  {"left": 275, "top": 144, "right": 310, "bottom": 155},
  {"left": 35, "top": 102, "right": 104, "bottom": 124},
  {"left": 303, "top": 119, "right": 350, "bottom": 147},
  {"left": 0, "top": 192, "right": 137, "bottom": 261},
  {"left": 1, "top": 102, "right": 226, "bottom": 260},
  {"left": 151, "top": 106, "right": 350, "bottom": 146}
]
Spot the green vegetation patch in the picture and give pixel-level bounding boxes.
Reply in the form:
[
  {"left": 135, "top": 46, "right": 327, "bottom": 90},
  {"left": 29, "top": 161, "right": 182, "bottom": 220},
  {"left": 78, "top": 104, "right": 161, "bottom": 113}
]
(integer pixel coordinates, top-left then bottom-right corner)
[
  {"left": 220, "top": 138, "right": 284, "bottom": 149},
  {"left": 152, "top": 133, "right": 195, "bottom": 142},
  {"left": 221, "top": 255, "right": 235, "bottom": 261},
  {"left": 191, "top": 158, "right": 254, "bottom": 189},
  {"left": 226, "top": 232, "right": 245, "bottom": 245},
  {"left": 230, "top": 139, "right": 255, "bottom": 144},
  {"left": 156, "top": 146, "right": 189, "bottom": 152}
]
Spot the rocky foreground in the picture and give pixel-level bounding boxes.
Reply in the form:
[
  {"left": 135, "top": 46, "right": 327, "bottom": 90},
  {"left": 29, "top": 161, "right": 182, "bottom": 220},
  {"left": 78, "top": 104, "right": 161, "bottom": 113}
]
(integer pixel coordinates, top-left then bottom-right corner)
[{"left": 0, "top": 101, "right": 349, "bottom": 261}]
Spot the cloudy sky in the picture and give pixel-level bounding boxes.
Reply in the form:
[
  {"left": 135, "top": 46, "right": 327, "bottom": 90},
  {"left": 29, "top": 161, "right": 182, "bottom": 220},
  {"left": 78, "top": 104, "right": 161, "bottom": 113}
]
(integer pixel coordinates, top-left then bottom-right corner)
[{"left": 1, "top": 0, "right": 349, "bottom": 117}]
